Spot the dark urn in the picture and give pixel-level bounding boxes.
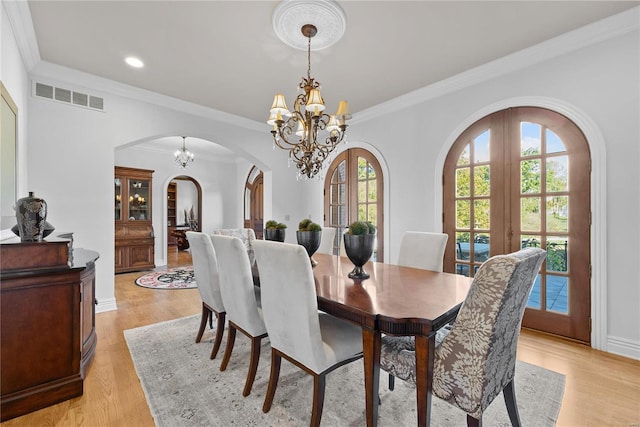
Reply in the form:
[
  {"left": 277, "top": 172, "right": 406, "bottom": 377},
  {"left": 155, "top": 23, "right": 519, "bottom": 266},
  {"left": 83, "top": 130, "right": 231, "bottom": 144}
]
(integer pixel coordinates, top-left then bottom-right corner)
[
  {"left": 296, "top": 230, "right": 322, "bottom": 267},
  {"left": 343, "top": 233, "right": 375, "bottom": 280},
  {"left": 264, "top": 228, "right": 286, "bottom": 242},
  {"left": 15, "top": 191, "right": 48, "bottom": 242}
]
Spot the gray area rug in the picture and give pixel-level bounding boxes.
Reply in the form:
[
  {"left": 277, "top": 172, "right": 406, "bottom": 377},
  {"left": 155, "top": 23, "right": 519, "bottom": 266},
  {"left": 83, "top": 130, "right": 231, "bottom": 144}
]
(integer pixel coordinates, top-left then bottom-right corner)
[{"left": 124, "top": 315, "right": 565, "bottom": 426}]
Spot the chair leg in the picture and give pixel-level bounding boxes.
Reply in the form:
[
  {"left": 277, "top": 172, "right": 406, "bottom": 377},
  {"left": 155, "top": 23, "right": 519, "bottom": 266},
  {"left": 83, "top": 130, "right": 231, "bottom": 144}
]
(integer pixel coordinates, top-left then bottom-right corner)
[
  {"left": 310, "top": 373, "right": 326, "bottom": 427},
  {"left": 503, "top": 379, "right": 522, "bottom": 427},
  {"left": 242, "top": 336, "right": 263, "bottom": 397},
  {"left": 219, "top": 324, "right": 236, "bottom": 371},
  {"left": 388, "top": 373, "right": 395, "bottom": 391},
  {"left": 195, "top": 304, "right": 211, "bottom": 343},
  {"left": 263, "top": 349, "right": 282, "bottom": 413},
  {"left": 466, "top": 414, "right": 481, "bottom": 427},
  {"left": 210, "top": 311, "right": 226, "bottom": 359}
]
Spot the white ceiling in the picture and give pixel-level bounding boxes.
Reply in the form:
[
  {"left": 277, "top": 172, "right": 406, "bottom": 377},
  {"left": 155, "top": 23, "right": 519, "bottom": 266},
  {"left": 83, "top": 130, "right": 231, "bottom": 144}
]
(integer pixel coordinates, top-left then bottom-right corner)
[{"left": 26, "top": 0, "right": 638, "bottom": 156}]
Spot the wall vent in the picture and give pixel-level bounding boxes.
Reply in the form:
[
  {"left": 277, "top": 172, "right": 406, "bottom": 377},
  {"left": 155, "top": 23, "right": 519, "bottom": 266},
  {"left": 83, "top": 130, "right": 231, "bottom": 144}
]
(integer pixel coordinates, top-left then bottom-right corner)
[{"left": 33, "top": 82, "right": 105, "bottom": 112}]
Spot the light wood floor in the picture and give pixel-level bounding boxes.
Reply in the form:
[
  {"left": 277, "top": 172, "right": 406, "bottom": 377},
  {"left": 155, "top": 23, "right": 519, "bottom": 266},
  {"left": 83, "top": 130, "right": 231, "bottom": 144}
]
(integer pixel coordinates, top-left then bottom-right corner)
[{"left": 3, "top": 248, "right": 639, "bottom": 426}]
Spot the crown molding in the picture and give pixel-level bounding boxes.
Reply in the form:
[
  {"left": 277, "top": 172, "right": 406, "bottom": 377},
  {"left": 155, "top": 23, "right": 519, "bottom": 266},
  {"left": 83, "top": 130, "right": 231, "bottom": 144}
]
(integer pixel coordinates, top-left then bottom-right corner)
[
  {"left": 352, "top": 6, "right": 639, "bottom": 124},
  {"left": 3, "top": 0, "right": 40, "bottom": 70}
]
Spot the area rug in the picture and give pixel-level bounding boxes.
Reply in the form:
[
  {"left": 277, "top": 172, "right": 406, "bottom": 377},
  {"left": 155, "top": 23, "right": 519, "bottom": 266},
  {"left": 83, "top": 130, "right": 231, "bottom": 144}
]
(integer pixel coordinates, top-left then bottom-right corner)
[
  {"left": 134, "top": 267, "right": 196, "bottom": 289},
  {"left": 124, "top": 315, "right": 565, "bottom": 426}
]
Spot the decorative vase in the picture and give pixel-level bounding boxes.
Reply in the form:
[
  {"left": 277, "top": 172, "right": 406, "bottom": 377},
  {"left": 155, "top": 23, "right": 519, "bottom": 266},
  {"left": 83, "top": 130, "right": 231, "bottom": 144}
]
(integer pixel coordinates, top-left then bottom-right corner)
[
  {"left": 343, "top": 233, "right": 375, "bottom": 280},
  {"left": 264, "top": 228, "right": 286, "bottom": 242},
  {"left": 11, "top": 221, "right": 55, "bottom": 239},
  {"left": 296, "top": 230, "right": 322, "bottom": 267},
  {"left": 15, "top": 191, "right": 48, "bottom": 242}
]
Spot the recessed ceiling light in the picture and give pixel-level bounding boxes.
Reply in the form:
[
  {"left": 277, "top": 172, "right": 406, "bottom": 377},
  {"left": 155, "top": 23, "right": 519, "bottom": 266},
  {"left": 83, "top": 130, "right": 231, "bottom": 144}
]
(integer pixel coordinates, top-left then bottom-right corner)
[{"left": 125, "top": 57, "right": 144, "bottom": 68}]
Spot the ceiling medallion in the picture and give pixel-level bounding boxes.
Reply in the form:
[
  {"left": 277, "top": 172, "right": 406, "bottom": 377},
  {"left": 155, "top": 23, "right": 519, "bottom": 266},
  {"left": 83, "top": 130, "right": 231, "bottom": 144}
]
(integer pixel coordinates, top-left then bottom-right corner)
[{"left": 272, "top": 0, "right": 347, "bottom": 51}]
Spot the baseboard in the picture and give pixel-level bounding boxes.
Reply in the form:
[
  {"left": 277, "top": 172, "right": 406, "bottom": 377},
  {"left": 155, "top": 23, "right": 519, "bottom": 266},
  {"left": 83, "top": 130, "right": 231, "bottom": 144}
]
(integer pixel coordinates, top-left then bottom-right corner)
[
  {"left": 96, "top": 297, "right": 118, "bottom": 313},
  {"left": 607, "top": 335, "right": 640, "bottom": 360}
]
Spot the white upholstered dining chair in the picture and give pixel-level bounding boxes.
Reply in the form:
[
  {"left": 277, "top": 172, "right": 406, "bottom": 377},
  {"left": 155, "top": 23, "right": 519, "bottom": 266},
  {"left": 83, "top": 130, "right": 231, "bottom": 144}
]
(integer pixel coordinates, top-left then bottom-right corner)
[
  {"left": 185, "top": 231, "right": 226, "bottom": 359},
  {"left": 380, "top": 247, "right": 546, "bottom": 426},
  {"left": 397, "top": 231, "right": 448, "bottom": 271},
  {"left": 316, "top": 227, "right": 337, "bottom": 255},
  {"left": 210, "top": 234, "right": 267, "bottom": 397},
  {"left": 252, "top": 240, "right": 364, "bottom": 427}
]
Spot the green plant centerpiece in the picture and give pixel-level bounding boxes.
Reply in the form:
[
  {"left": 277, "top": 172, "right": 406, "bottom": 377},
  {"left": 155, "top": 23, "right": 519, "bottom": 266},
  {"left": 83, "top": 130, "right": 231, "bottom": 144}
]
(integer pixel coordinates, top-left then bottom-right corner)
[
  {"left": 343, "top": 221, "right": 376, "bottom": 280},
  {"left": 296, "top": 219, "right": 323, "bottom": 267},
  {"left": 264, "top": 220, "right": 287, "bottom": 242}
]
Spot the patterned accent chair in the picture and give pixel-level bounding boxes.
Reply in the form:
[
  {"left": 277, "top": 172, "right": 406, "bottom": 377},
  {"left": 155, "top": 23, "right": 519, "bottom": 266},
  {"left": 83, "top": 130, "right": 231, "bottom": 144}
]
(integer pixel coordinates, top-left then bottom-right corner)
[
  {"left": 211, "top": 228, "right": 256, "bottom": 265},
  {"left": 380, "top": 247, "right": 546, "bottom": 426},
  {"left": 185, "top": 231, "right": 226, "bottom": 360}
]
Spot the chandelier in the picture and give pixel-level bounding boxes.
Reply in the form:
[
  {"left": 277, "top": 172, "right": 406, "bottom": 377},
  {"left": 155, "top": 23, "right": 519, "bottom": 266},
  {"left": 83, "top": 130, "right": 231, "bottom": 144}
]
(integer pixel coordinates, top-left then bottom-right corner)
[
  {"left": 174, "top": 136, "right": 194, "bottom": 168},
  {"left": 268, "top": 24, "right": 351, "bottom": 179}
]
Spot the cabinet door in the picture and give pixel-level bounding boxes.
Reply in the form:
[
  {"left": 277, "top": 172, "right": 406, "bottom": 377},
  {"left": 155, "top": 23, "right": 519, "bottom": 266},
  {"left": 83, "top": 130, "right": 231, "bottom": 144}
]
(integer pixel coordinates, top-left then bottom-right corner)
[
  {"left": 114, "top": 246, "right": 126, "bottom": 270},
  {"left": 115, "top": 177, "right": 122, "bottom": 221},
  {"left": 127, "top": 178, "right": 151, "bottom": 221}
]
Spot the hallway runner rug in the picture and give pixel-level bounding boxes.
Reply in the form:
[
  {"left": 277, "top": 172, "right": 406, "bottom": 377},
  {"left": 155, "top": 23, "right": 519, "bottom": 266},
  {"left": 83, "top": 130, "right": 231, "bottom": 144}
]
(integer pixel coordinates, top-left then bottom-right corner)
[
  {"left": 124, "top": 315, "right": 565, "bottom": 426},
  {"left": 134, "top": 267, "right": 196, "bottom": 289}
]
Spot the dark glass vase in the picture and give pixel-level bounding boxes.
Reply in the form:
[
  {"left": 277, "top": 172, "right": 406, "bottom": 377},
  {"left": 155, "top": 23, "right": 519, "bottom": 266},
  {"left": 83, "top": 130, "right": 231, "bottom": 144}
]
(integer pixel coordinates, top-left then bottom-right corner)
[
  {"left": 343, "top": 233, "right": 375, "bottom": 280},
  {"left": 15, "top": 191, "right": 48, "bottom": 242},
  {"left": 264, "top": 228, "right": 286, "bottom": 242},
  {"left": 296, "top": 230, "right": 322, "bottom": 267}
]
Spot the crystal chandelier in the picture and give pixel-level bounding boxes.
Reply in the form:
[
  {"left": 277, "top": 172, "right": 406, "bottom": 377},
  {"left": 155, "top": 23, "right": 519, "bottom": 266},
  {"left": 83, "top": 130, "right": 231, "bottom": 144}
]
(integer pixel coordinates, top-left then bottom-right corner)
[
  {"left": 174, "top": 136, "right": 194, "bottom": 168},
  {"left": 268, "top": 24, "right": 351, "bottom": 179}
]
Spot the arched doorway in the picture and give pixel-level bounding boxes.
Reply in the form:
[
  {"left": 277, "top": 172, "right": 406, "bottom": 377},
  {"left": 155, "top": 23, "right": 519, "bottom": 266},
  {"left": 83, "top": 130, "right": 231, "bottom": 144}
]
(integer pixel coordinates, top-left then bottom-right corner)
[
  {"left": 324, "top": 148, "right": 384, "bottom": 261},
  {"left": 167, "top": 176, "right": 202, "bottom": 250},
  {"left": 443, "top": 107, "right": 591, "bottom": 342},
  {"left": 244, "top": 166, "right": 264, "bottom": 239}
]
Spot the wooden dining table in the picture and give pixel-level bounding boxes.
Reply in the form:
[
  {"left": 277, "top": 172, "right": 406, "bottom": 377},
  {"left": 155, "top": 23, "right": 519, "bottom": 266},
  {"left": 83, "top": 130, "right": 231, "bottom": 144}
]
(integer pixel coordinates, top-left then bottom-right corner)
[{"left": 311, "top": 253, "right": 472, "bottom": 427}]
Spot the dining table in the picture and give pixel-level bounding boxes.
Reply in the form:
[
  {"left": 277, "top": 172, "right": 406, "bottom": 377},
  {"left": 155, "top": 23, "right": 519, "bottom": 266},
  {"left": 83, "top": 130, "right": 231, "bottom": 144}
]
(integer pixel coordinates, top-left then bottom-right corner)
[{"left": 311, "top": 253, "right": 473, "bottom": 427}]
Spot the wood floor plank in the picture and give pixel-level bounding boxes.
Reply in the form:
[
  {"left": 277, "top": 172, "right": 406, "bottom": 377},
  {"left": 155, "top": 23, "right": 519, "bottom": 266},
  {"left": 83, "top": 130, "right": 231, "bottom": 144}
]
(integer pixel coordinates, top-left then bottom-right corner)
[{"left": 2, "top": 248, "right": 639, "bottom": 426}]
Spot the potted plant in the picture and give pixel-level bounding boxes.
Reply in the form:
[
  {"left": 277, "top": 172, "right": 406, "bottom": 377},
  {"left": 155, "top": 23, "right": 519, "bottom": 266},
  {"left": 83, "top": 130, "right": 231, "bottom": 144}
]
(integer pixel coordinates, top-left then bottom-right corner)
[
  {"left": 264, "top": 220, "right": 287, "bottom": 242},
  {"left": 296, "top": 219, "right": 323, "bottom": 267},
  {"left": 343, "top": 221, "right": 376, "bottom": 280}
]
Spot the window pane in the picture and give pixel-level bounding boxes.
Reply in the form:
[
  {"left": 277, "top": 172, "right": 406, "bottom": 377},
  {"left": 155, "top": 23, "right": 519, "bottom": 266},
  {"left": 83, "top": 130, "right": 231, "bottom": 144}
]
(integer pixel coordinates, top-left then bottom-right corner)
[
  {"left": 473, "top": 234, "right": 490, "bottom": 261},
  {"left": 521, "top": 159, "right": 541, "bottom": 193},
  {"left": 358, "top": 181, "right": 366, "bottom": 203},
  {"left": 547, "top": 196, "right": 569, "bottom": 232},
  {"left": 244, "top": 189, "right": 251, "bottom": 220},
  {"left": 368, "top": 204, "right": 377, "bottom": 224},
  {"left": 334, "top": 161, "right": 346, "bottom": 182},
  {"left": 474, "top": 130, "right": 490, "bottom": 163},
  {"left": 521, "top": 197, "right": 541, "bottom": 231},
  {"left": 474, "top": 165, "right": 490, "bottom": 196},
  {"left": 546, "top": 275, "right": 569, "bottom": 314},
  {"left": 368, "top": 179, "right": 377, "bottom": 202},
  {"left": 521, "top": 234, "right": 541, "bottom": 248},
  {"left": 368, "top": 164, "right": 376, "bottom": 179},
  {"left": 527, "top": 274, "right": 542, "bottom": 309},
  {"left": 547, "top": 155, "right": 568, "bottom": 192},
  {"left": 473, "top": 199, "right": 490, "bottom": 229},
  {"left": 456, "top": 200, "right": 470, "bottom": 229},
  {"left": 521, "top": 122, "right": 541, "bottom": 156},
  {"left": 456, "top": 168, "right": 470, "bottom": 197},
  {"left": 358, "top": 158, "right": 367, "bottom": 179},
  {"left": 358, "top": 204, "right": 367, "bottom": 221},
  {"left": 457, "top": 144, "right": 470, "bottom": 166},
  {"left": 338, "top": 205, "right": 347, "bottom": 226},
  {"left": 546, "top": 129, "right": 566, "bottom": 154},
  {"left": 338, "top": 183, "right": 345, "bottom": 204},
  {"left": 546, "top": 237, "right": 568, "bottom": 272}
]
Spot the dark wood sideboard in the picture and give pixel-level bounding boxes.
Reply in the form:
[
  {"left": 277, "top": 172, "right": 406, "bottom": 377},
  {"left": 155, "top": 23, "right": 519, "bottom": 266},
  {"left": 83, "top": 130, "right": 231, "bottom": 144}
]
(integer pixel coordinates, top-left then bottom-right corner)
[{"left": 0, "top": 233, "right": 99, "bottom": 421}]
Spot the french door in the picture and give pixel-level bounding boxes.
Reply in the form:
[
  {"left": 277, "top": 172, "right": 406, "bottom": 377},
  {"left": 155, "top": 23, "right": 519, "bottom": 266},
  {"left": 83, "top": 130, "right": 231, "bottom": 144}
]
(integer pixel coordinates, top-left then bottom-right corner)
[
  {"left": 324, "top": 148, "right": 384, "bottom": 261},
  {"left": 443, "top": 107, "right": 591, "bottom": 343},
  {"left": 243, "top": 166, "right": 264, "bottom": 239}
]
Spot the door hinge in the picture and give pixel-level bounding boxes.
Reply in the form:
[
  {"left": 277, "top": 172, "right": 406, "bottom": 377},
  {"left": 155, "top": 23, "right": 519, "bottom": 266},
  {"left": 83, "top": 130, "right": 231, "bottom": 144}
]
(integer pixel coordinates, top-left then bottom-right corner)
[
  {"left": 589, "top": 264, "right": 592, "bottom": 279},
  {"left": 589, "top": 317, "right": 592, "bottom": 332}
]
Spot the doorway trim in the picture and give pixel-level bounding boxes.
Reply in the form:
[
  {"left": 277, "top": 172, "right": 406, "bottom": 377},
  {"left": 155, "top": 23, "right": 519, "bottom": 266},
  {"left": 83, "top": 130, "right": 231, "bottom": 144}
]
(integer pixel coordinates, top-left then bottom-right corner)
[
  {"left": 161, "top": 175, "right": 202, "bottom": 264},
  {"left": 434, "top": 96, "right": 607, "bottom": 350}
]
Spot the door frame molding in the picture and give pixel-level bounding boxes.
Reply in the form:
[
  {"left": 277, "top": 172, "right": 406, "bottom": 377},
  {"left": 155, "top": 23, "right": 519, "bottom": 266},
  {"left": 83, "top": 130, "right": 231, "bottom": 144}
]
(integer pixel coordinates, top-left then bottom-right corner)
[{"left": 434, "top": 96, "right": 606, "bottom": 350}]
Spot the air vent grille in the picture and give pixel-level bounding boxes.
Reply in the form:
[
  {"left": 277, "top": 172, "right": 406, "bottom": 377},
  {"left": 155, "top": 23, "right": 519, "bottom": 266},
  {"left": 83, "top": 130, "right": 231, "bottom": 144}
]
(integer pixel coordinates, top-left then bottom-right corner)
[{"left": 33, "top": 81, "right": 105, "bottom": 112}]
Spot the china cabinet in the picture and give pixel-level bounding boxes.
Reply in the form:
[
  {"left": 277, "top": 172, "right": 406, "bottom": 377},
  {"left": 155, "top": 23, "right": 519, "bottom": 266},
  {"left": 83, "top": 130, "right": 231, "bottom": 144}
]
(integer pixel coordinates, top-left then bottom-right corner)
[{"left": 114, "top": 166, "right": 155, "bottom": 273}]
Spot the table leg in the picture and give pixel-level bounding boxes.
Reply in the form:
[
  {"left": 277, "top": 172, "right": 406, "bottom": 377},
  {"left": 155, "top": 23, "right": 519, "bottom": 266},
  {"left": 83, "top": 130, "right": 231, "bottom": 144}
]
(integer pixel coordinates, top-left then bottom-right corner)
[
  {"left": 415, "top": 335, "right": 435, "bottom": 427},
  {"left": 362, "top": 327, "right": 381, "bottom": 427}
]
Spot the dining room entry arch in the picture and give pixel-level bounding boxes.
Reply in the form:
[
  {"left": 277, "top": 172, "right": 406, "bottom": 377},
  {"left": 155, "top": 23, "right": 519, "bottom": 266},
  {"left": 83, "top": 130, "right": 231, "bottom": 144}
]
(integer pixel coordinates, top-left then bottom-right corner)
[
  {"left": 442, "top": 106, "right": 591, "bottom": 343},
  {"left": 323, "top": 148, "right": 384, "bottom": 262}
]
